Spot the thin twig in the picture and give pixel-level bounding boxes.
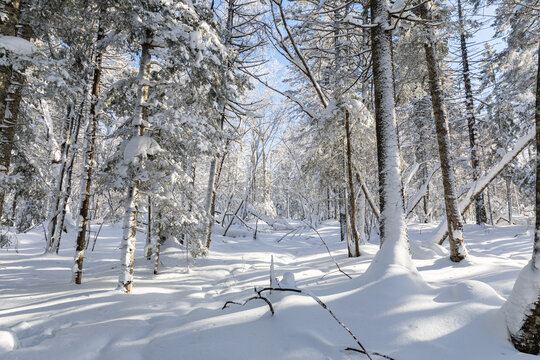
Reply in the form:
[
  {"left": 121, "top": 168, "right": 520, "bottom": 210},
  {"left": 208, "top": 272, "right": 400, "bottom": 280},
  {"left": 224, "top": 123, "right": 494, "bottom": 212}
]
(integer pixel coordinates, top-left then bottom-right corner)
[
  {"left": 253, "top": 287, "right": 375, "bottom": 360},
  {"left": 302, "top": 221, "right": 352, "bottom": 279},
  {"left": 345, "top": 347, "right": 395, "bottom": 360}
]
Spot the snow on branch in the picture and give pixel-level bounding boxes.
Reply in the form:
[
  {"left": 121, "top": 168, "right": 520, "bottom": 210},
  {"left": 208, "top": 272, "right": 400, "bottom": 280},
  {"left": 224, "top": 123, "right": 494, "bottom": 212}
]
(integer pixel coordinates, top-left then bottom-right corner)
[
  {"left": 431, "top": 128, "right": 535, "bottom": 245},
  {"left": 405, "top": 163, "right": 440, "bottom": 217}
]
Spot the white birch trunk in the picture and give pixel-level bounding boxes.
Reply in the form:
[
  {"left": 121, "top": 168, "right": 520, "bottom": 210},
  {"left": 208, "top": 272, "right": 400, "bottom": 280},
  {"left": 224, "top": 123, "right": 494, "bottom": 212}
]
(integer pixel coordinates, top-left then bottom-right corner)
[{"left": 117, "top": 37, "right": 151, "bottom": 293}]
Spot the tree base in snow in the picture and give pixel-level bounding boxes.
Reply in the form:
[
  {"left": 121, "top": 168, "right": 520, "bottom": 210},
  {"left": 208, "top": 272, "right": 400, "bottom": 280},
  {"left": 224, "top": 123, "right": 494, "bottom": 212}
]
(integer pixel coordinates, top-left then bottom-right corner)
[{"left": 510, "top": 299, "right": 540, "bottom": 355}]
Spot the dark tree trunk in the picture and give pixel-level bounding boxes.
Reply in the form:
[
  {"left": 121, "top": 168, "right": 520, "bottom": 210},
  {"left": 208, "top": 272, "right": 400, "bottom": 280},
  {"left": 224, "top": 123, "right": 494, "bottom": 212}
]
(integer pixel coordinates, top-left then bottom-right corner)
[
  {"left": 457, "top": 0, "right": 487, "bottom": 224},
  {"left": 74, "top": 18, "right": 105, "bottom": 284},
  {"left": 421, "top": 4, "right": 467, "bottom": 262},
  {"left": 506, "top": 176, "right": 513, "bottom": 224},
  {"left": 345, "top": 109, "right": 360, "bottom": 256},
  {"left": 54, "top": 107, "right": 83, "bottom": 253},
  {"left": 145, "top": 196, "right": 152, "bottom": 260},
  {"left": 0, "top": 1, "right": 28, "bottom": 221}
]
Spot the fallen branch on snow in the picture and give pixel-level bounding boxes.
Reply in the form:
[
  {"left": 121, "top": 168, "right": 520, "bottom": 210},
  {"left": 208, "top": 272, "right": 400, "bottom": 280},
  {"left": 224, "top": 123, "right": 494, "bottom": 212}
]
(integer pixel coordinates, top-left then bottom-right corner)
[{"left": 223, "top": 286, "right": 395, "bottom": 360}]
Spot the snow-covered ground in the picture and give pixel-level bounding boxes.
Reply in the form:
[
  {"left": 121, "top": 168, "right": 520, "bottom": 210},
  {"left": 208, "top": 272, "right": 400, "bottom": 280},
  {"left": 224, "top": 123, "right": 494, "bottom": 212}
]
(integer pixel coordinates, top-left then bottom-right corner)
[{"left": 0, "top": 221, "right": 537, "bottom": 359}]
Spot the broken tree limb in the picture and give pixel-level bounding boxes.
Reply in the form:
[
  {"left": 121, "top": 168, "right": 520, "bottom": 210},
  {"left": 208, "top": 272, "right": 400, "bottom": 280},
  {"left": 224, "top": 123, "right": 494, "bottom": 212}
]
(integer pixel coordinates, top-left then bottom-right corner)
[
  {"left": 223, "top": 200, "right": 245, "bottom": 237},
  {"left": 432, "top": 128, "right": 535, "bottom": 245},
  {"left": 353, "top": 165, "right": 380, "bottom": 222},
  {"left": 405, "top": 163, "right": 440, "bottom": 218},
  {"left": 246, "top": 206, "right": 295, "bottom": 230}
]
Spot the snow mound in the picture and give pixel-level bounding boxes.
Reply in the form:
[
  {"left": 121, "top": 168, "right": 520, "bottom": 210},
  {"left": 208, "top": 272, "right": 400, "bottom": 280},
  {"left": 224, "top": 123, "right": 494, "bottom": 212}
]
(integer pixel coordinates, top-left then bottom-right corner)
[
  {"left": 279, "top": 272, "right": 296, "bottom": 288},
  {"left": 503, "top": 261, "right": 540, "bottom": 335},
  {"left": 435, "top": 280, "right": 504, "bottom": 305},
  {"left": 410, "top": 240, "right": 448, "bottom": 259},
  {"left": 0, "top": 36, "right": 36, "bottom": 55},
  {"left": 0, "top": 330, "right": 19, "bottom": 353},
  {"left": 363, "top": 237, "right": 419, "bottom": 282},
  {"left": 359, "top": 263, "right": 432, "bottom": 297}
]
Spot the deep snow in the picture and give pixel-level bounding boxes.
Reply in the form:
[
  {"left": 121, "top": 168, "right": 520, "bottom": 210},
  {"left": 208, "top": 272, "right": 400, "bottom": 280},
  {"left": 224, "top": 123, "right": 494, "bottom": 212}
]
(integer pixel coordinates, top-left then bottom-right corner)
[{"left": 0, "top": 220, "right": 537, "bottom": 359}]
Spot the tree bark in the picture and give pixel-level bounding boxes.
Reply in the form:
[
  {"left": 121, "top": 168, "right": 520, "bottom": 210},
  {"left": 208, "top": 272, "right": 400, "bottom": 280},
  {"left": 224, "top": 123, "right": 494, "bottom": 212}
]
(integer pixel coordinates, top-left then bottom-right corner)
[
  {"left": 506, "top": 42, "right": 540, "bottom": 356},
  {"left": 421, "top": 4, "right": 467, "bottom": 262},
  {"left": 53, "top": 105, "right": 83, "bottom": 253},
  {"left": 145, "top": 196, "right": 152, "bottom": 260},
  {"left": 74, "top": 19, "right": 105, "bottom": 284},
  {"left": 506, "top": 176, "right": 513, "bottom": 224},
  {"left": 0, "top": 0, "right": 27, "bottom": 220},
  {"left": 345, "top": 109, "right": 360, "bottom": 256},
  {"left": 118, "top": 37, "right": 151, "bottom": 293},
  {"left": 457, "top": 0, "right": 487, "bottom": 224},
  {"left": 46, "top": 105, "right": 75, "bottom": 252},
  {"left": 370, "top": 0, "right": 409, "bottom": 253}
]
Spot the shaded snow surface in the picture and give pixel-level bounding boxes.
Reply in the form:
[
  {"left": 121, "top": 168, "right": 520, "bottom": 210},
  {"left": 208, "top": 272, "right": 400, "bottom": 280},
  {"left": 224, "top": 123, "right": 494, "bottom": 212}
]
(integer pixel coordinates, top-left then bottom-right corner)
[{"left": 0, "top": 221, "right": 537, "bottom": 359}]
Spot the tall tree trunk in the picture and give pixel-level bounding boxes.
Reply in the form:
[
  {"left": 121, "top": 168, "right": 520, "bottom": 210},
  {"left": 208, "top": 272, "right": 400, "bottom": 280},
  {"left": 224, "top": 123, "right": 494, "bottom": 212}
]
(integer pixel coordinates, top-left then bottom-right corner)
[
  {"left": 118, "top": 37, "right": 151, "bottom": 293},
  {"left": 73, "top": 19, "right": 105, "bottom": 284},
  {"left": 204, "top": 138, "right": 225, "bottom": 249},
  {"left": 357, "top": 189, "right": 366, "bottom": 244},
  {"left": 421, "top": 4, "right": 467, "bottom": 262},
  {"left": 0, "top": 0, "right": 27, "bottom": 221},
  {"left": 457, "top": 0, "right": 487, "bottom": 224},
  {"left": 506, "top": 176, "right": 513, "bottom": 224},
  {"left": 370, "top": 0, "right": 410, "bottom": 256},
  {"left": 205, "top": 0, "right": 235, "bottom": 249},
  {"left": 46, "top": 105, "right": 75, "bottom": 252},
  {"left": 145, "top": 196, "right": 152, "bottom": 260},
  {"left": 504, "top": 42, "right": 540, "bottom": 356},
  {"left": 339, "top": 191, "right": 347, "bottom": 244},
  {"left": 153, "top": 217, "right": 164, "bottom": 275},
  {"left": 345, "top": 109, "right": 360, "bottom": 256},
  {"left": 53, "top": 106, "right": 83, "bottom": 253}
]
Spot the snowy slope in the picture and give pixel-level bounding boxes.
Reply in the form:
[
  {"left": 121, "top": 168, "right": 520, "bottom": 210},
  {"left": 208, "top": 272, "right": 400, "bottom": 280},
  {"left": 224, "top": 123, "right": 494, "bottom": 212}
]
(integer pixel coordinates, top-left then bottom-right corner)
[{"left": 0, "top": 221, "right": 537, "bottom": 359}]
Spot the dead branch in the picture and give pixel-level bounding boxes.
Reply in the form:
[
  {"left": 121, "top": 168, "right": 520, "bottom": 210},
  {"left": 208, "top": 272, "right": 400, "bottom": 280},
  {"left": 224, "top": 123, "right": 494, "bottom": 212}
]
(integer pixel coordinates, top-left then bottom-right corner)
[
  {"left": 405, "top": 163, "right": 440, "bottom": 217},
  {"left": 222, "top": 287, "right": 384, "bottom": 360},
  {"left": 353, "top": 165, "right": 380, "bottom": 222},
  {"left": 222, "top": 295, "right": 275, "bottom": 315},
  {"left": 345, "top": 347, "right": 396, "bottom": 360}
]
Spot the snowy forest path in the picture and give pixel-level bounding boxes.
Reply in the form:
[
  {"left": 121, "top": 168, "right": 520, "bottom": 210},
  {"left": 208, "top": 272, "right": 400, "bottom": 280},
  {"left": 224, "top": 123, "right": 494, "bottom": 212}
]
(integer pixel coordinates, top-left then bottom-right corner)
[{"left": 0, "top": 220, "right": 536, "bottom": 359}]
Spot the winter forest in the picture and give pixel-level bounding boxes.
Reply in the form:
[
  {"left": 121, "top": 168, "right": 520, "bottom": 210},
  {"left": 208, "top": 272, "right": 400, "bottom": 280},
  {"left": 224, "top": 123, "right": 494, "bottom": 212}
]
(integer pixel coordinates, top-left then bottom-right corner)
[{"left": 0, "top": 0, "right": 539, "bottom": 358}]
